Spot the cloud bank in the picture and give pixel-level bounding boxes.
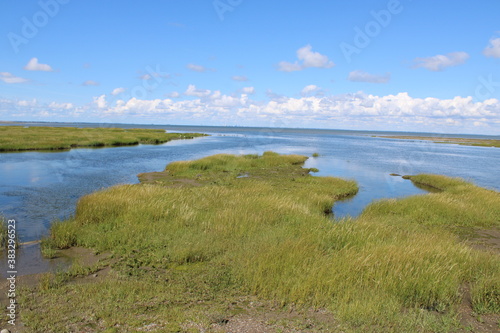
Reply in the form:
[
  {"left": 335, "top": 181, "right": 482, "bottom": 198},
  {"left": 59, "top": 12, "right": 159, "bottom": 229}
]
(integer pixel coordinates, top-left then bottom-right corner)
[{"left": 2, "top": 88, "right": 498, "bottom": 134}]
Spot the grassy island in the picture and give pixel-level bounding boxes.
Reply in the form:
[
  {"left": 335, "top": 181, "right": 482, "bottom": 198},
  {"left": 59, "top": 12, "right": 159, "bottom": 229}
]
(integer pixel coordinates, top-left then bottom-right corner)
[
  {"left": 6, "top": 153, "right": 499, "bottom": 332},
  {"left": 0, "top": 126, "right": 207, "bottom": 152},
  {"left": 375, "top": 135, "right": 500, "bottom": 148}
]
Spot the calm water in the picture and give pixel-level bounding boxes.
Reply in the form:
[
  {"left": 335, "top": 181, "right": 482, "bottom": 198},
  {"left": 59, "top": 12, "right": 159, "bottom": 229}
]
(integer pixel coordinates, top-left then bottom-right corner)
[{"left": 1, "top": 123, "right": 499, "bottom": 276}]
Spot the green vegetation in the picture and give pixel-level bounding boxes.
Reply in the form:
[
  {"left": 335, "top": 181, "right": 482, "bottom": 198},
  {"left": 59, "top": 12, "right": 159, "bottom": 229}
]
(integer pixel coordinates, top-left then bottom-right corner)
[
  {"left": 375, "top": 135, "right": 500, "bottom": 148},
  {"left": 0, "top": 216, "right": 18, "bottom": 249},
  {"left": 312, "top": 152, "right": 320, "bottom": 157},
  {"left": 0, "top": 126, "right": 207, "bottom": 152},
  {"left": 0, "top": 217, "right": 8, "bottom": 249},
  {"left": 12, "top": 153, "right": 500, "bottom": 332}
]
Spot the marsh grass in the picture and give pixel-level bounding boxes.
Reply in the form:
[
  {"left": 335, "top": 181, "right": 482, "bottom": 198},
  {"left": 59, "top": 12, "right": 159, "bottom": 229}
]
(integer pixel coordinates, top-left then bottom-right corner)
[
  {"left": 0, "top": 216, "right": 18, "bottom": 249},
  {"left": 0, "top": 126, "right": 206, "bottom": 152},
  {"left": 16, "top": 154, "right": 500, "bottom": 332}
]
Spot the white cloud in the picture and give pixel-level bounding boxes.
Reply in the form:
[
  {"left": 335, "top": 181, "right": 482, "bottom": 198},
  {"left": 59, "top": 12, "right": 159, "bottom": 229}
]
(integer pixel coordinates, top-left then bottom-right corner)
[
  {"left": 412, "top": 52, "right": 469, "bottom": 71},
  {"left": 93, "top": 95, "right": 107, "bottom": 109},
  {"left": 483, "top": 37, "right": 500, "bottom": 58},
  {"left": 184, "top": 84, "right": 211, "bottom": 97},
  {"left": 49, "top": 102, "right": 74, "bottom": 109},
  {"left": 348, "top": 70, "right": 391, "bottom": 83},
  {"left": 0, "top": 72, "right": 28, "bottom": 84},
  {"left": 3, "top": 89, "right": 499, "bottom": 135},
  {"left": 23, "top": 58, "right": 54, "bottom": 72},
  {"left": 17, "top": 99, "right": 37, "bottom": 107},
  {"left": 298, "top": 45, "right": 335, "bottom": 69},
  {"left": 241, "top": 87, "right": 255, "bottom": 94},
  {"left": 111, "top": 87, "right": 126, "bottom": 96},
  {"left": 232, "top": 75, "right": 249, "bottom": 81},
  {"left": 187, "top": 63, "right": 212, "bottom": 72},
  {"left": 82, "top": 80, "right": 100, "bottom": 86},
  {"left": 277, "top": 61, "right": 303, "bottom": 72},
  {"left": 301, "top": 85, "right": 321, "bottom": 96},
  {"left": 165, "top": 91, "right": 180, "bottom": 98},
  {"left": 278, "top": 45, "right": 334, "bottom": 72}
]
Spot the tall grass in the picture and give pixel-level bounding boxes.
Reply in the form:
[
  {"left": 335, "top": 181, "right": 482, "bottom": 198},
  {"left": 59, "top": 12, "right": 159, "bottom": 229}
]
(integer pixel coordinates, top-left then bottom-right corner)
[
  {"left": 0, "top": 126, "right": 206, "bottom": 151},
  {"left": 0, "top": 216, "right": 18, "bottom": 249},
  {"left": 21, "top": 153, "right": 500, "bottom": 332},
  {"left": 0, "top": 216, "right": 8, "bottom": 249}
]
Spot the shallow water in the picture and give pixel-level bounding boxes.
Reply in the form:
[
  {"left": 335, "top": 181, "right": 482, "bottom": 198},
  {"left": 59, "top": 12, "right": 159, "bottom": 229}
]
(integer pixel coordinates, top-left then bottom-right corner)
[{"left": 1, "top": 124, "right": 499, "bottom": 276}]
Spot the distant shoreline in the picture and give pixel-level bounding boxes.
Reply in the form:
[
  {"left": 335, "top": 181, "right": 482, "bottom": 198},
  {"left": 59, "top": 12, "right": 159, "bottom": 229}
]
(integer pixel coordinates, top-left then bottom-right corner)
[
  {"left": 1, "top": 120, "right": 498, "bottom": 139},
  {"left": 0, "top": 126, "right": 207, "bottom": 152},
  {"left": 374, "top": 135, "right": 500, "bottom": 148}
]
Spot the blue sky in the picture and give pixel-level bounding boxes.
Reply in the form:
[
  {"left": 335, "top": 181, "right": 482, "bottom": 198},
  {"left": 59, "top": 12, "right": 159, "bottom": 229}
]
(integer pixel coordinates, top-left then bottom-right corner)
[{"left": 1, "top": 0, "right": 499, "bottom": 134}]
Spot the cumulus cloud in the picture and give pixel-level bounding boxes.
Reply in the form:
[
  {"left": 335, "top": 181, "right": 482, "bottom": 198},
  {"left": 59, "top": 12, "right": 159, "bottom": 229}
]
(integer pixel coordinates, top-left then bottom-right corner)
[
  {"left": 82, "top": 80, "right": 100, "bottom": 86},
  {"left": 17, "top": 99, "right": 37, "bottom": 107},
  {"left": 111, "top": 87, "right": 126, "bottom": 96},
  {"left": 278, "top": 45, "right": 334, "bottom": 72},
  {"left": 49, "top": 102, "right": 74, "bottom": 109},
  {"left": 93, "top": 95, "right": 107, "bottom": 109},
  {"left": 187, "top": 63, "right": 214, "bottom": 73},
  {"left": 24, "top": 58, "right": 54, "bottom": 71},
  {"left": 301, "top": 85, "right": 322, "bottom": 96},
  {"left": 0, "top": 72, "right": 29, "bottom": 84},
  {"left": 241, "top": 87, "right": 255, "bottom": 94},
  {"left": 348, "top": 70, "right": 391, "bottom": 83},
  {"left": 483, "top": 37, "right": 500, "bottom": 58},
  {"left": 184, "top": 84, "right": 211, "bottom": 97},
  {"left": 232, "top": 75, "right": 249, "bottom": 81},
  {"left": 412, "top": 52, "right": 469, "bottom": 71},
  {"left": 3, "top": 89, "right": 499, "bottom": 134}
]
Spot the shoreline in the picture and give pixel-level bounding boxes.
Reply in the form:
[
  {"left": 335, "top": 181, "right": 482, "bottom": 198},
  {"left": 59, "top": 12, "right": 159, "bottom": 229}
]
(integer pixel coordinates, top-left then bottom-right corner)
[
  {"left": 374, "top": 135, "right": 500, "bottom": 148},
  {"left": 0, "top": 126, "right": 208, "bottom": 152},
  {"left": 4, "top": 153, "right": 498, "bottom": 332}
]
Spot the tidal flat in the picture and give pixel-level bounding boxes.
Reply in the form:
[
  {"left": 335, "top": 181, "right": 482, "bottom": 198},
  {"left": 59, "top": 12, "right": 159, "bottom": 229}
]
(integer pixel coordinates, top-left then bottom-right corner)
[
  {"left": 0, "top": 126, "right": 207, "bottom": 152},
  {"left": 3, "top": 152, "right": 498, "bottom": 332}
]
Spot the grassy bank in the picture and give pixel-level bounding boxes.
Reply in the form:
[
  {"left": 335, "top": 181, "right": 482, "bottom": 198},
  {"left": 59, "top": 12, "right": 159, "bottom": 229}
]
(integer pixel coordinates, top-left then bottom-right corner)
[
  {"left": 374, "top": 135, "right": 500, "bottom": 148},
  {"left": 12, "top": 153, "right": 499, "bottom": 332},
  {"left": 0, "top": 126, "right": 207, "bottom": 152}
]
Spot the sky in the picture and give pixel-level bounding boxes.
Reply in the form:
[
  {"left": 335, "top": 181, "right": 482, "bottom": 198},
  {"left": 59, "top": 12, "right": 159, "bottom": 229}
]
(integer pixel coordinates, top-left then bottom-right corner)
[{"left": 0, "top": 0, "right": 499, "bottom": 134}]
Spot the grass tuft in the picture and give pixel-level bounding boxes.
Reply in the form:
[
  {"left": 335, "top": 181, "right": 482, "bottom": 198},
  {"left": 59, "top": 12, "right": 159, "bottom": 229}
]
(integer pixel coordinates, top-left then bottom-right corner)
[
  {"left": 0, "top": 126, "right": 207, "bottom": 152},
  {"left": 14, "top": 154, "right": 500, "bottom": 332}
]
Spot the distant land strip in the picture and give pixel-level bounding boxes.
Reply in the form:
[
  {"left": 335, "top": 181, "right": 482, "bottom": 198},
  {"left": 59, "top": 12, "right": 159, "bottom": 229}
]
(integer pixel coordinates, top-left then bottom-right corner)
[
  {"left": 0, "top": 126, "right": 207, "bottom": 152},
  {"left": 374, "top": 135, "right": 500, "bottom": 148}
]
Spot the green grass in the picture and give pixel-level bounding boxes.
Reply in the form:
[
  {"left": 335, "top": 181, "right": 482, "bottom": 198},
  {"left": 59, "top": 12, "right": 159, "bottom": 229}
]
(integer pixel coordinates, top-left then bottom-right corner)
[
  {"left": 0, "top": 216, "right": 18, "bottom": 249},
  {"left": 0, "top": 126, "right": 207, "bottom": 151},
  {"left": 0, "top": 216, "right": 8, "bottom": 249},
  {"left": 14, "top": 153, "right": 500, "bottom": 332}
]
